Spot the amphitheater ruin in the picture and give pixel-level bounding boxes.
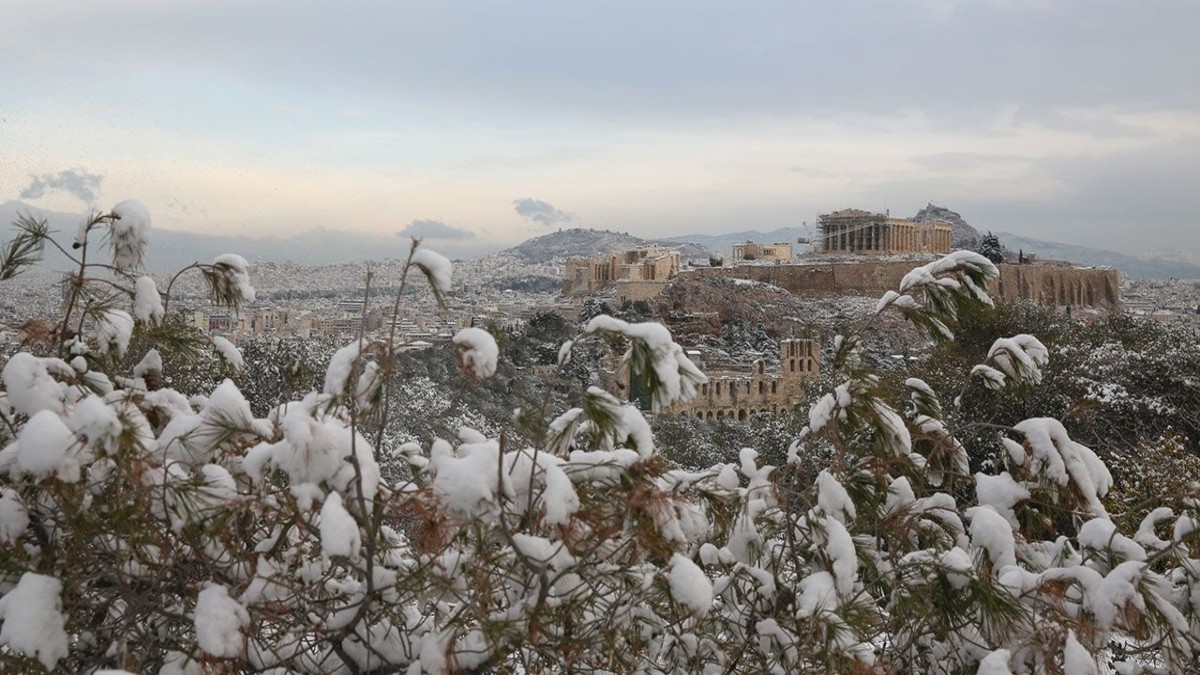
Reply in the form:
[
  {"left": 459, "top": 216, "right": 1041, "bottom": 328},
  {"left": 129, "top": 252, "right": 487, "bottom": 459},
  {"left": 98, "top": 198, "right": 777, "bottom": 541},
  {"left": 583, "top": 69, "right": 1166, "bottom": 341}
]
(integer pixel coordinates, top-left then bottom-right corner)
[{"left": 605, "top": 338, "right": 820, "bottom": 420}]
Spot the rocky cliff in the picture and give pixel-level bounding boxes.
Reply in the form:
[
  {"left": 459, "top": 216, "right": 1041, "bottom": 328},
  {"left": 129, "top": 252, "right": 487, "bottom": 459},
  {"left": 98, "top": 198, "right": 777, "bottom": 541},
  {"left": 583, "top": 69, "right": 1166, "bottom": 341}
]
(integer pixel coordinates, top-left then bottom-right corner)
[{"left": 912, "top": 203, "right": 981, "bottom": 251}]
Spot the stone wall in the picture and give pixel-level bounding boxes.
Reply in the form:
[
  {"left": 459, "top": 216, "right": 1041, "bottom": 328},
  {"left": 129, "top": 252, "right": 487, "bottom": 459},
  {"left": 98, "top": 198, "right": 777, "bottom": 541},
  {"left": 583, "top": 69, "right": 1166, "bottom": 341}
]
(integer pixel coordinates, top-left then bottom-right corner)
[
  {"left": 613, "top": 279, "right": 671, "bottom": 304},
  {"left": 680, "top": 260, "right": 1120, "bottom": 308},
  {"left": 564, "top": 247, "right": 680, "bottom": 296}
]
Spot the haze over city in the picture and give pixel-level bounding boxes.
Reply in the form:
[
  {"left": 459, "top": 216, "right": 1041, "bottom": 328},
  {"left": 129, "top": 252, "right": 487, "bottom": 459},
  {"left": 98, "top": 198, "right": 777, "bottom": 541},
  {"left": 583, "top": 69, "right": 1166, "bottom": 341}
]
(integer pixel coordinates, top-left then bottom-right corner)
[{"left": 3, "top": 1, "right": 1198, "bottom": 257}]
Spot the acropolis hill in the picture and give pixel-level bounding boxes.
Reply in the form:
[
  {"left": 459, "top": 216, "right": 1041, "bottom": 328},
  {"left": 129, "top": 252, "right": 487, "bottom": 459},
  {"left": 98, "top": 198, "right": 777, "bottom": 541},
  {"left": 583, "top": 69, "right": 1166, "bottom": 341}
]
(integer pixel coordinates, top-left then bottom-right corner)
[
  {"left": 562, "top": 206, "right": 1121, "bottom": 309},
  {"left": 681, "top": 259, "right": 1120, "bottom": 308}
]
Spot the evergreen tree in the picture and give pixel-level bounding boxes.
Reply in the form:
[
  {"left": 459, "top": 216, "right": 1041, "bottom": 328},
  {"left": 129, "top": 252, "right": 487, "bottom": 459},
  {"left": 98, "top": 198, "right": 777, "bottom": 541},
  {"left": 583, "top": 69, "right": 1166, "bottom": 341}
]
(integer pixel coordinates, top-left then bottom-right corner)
[{"left": 977, "top": 230, "right": 1005, "bottom": 264}]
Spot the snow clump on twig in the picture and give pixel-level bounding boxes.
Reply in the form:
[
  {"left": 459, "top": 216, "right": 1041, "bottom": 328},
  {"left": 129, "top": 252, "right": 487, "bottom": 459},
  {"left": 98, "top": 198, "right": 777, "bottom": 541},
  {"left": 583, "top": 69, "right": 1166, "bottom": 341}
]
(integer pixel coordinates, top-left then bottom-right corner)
[
  {"left": 109, "top": 199, "right": 151, "bottom": 271},
  {"left": 453, "top": 327, "right": 499, "bottom": 380}
]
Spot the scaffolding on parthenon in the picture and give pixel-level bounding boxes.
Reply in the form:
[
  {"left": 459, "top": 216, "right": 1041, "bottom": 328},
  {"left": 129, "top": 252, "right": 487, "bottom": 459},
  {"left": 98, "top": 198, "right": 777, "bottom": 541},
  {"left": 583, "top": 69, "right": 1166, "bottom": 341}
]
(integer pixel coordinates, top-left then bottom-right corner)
[{"left": 817, "top": 208, "right": 951, "bottom": 255}]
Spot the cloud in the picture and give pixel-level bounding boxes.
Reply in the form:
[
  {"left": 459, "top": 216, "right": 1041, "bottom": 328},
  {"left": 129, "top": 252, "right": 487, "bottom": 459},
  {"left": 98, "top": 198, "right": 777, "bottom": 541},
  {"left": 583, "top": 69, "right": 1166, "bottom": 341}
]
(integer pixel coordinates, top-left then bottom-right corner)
[
  {"left": 513, "top": 198, "right": 573, "bottom": 227},
  {"left": 20, "top": 168, "right": 104, "bottom": 205},
  {"left": 908, "top": 152, "right": 1025, "bottom": 172},
  {"left": 397, "top": 218, "right": 475, "bottom": 240}
]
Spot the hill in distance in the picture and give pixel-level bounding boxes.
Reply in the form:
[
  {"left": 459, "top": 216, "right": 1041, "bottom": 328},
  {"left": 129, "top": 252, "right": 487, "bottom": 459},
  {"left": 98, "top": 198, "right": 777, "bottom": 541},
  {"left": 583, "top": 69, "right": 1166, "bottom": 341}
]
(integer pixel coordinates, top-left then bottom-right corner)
[
  {"left": 661, "top": 226, "right": 811, "bottom": 258},
  {"left": 994, "top": 231, "right": 1200, "bottom": 280},
  {"left": 0, "top": 201, "right": 482, "bottom": 271},
  {"left": 4, "top": 200, "right": 1198, "bottom": 279},
  {"left": 503, "top": 227, "right": 725, "bottom": 263}
]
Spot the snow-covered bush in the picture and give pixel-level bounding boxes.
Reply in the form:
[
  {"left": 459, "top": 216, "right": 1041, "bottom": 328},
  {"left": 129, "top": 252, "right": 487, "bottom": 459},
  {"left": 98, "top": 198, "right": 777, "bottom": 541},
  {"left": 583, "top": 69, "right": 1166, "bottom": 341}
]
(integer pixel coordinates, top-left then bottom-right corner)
[{"left": 1, "top": 210, "right": 1198, "bottom": 674}]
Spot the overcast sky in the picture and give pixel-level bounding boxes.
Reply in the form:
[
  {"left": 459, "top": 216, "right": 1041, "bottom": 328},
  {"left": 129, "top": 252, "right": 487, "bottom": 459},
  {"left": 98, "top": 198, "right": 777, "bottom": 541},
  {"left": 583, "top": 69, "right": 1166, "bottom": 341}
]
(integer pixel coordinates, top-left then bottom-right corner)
[{"left": 2, "top": 0, "right": 1197, "bottom": 255}]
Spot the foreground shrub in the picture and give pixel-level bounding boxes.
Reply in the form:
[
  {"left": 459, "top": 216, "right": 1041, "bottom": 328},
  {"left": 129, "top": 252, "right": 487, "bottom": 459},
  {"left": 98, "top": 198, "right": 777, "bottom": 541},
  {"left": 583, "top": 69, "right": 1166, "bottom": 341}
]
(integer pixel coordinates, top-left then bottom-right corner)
[{"left": 0, "top": 205, "right": 1197, "bottom": 674}]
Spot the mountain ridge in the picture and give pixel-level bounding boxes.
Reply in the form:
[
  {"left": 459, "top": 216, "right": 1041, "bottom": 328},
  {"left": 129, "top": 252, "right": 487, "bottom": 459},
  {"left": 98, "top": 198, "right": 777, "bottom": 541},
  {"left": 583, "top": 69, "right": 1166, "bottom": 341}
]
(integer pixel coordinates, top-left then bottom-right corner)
[{"left": 4, "top": 200, "right": 1198, "bottom": 279}]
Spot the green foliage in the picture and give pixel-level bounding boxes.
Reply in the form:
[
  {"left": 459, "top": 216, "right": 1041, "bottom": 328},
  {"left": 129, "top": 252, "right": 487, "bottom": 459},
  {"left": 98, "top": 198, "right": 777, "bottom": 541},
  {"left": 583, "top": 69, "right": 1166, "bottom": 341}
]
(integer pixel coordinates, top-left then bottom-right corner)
[
  {"left": 0, "top": 214, "right": 47, "bottom": 281},
  {"left": 1106, "top": 430, "right": 1200, "bottom": 532},
  {"left": 912, "top": 302, "right": 1200, "bottom": 468}
]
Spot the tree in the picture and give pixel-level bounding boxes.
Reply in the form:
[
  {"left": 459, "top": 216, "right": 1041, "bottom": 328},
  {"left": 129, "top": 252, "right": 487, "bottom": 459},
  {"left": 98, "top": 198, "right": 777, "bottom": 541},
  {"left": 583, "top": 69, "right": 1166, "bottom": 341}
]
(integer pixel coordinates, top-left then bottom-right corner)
[
  {"left": 977, "top": 231, "right": 1005, "bottom": 264},
  {"left": 1, "top": 205, "right": 1199, "bottom": 674}
]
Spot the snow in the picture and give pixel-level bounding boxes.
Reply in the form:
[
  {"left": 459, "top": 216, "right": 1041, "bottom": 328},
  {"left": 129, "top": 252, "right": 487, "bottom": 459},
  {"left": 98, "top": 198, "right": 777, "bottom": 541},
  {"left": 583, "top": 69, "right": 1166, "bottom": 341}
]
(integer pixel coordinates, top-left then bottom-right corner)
[
  {"left": 133, "top": 349, "right": 163, "bottom": 379},
  {"left": 199, "top": 464, "right": 238, "bottom": 506},
  {"left": 452, "top": 327, "right": 499, "bottom": 380},
  {"left": 410, "top": 248, "right": 453, "bottom": 295},
  {"left": 1134, "top": 507, "right": 1174, "bottom": 550},
  {"left": 213, "top": 253, "right": 257, "bottom": 303},
  {"left": 1091, "top": 561, "right": 1148, "bottom": 629},
  {"left": 320, "top": 491, "right": 361, "bottom": 559},
  {"left": 162, "top": 379, "right": 267, "bottom": 466},
  {"left": 95, "top": 308, "right": 134, "bottom": 356},
  {"left": 1013, "top": 418, "right": 1112, "bottom": 517},
  {"left": 539, "top": 458, "right": 579, "bottom": 525},
  {"left": 717, "top": 463, "right": 739, "bottom": 489},
  {"left": 0, "top": 488, "right": 29, "bottom": 543},
  {"left": 427, "top": 437, "right": 501, "bottom": 517},
  {"left": 566, "top": 448, "right": 641, "bottom": 481},
  {"left": 817, "top": 470, "right": 856, "bottom": 524},
  {"left": 354, "top": 360, "right": 383, "bottom": 411},
  {"left": 504, "top": 446, "right": 580, "bottom": 525},
  {"left": 212, "top": 336, "right": 244, "bottom": 371},
  {"left": 808, "top": 393, "right": 837, "bottom": 432},
  {"left": 967, "top": 505, "right": 1016, "bottom": 570},
  {"left": 974, "top": 472, "right": 1030, "bottom": 528},
  {"left": 795, "top": 571, "right": 838, "bottom": 618},
  {"left": 1064, "top": 629, "right": 1097, "bottom": 675},
  {"left": 244, "top": 394, "right": 380, "bottom": 505},
  {"left": 940, "top": 547, "right": 973, "bottom": 589},
  {"left": 617, "top": 404, "right": 655, "bottom": 456},
  {"left": 582, "top": 314, "right": 707, "bottom": 411},
  {"left": 0, "top": 572, "right": 70, "bottom": 669},
  {"left": 2, "top": 352, "right": 66, "bottom": 416},
  {"left": 69, "top": 395, "right": 122, "bottom": 452},
  {"left": 875, "top": 290, "right": 900, "bottom": 313},
  {"left": 971, "top": 364, "right": 1007, "bottom": 390},
  {"left": 987, "top": 334, "right": 1049, "bottom": 386},
  {"left": 976, "top": 649, "right": 1013, "bottom": 675},
  {"left": 668, "top": 553, "right": 713, "bottom": 615},
  {"left": 871, "top": 400, "right": 912, "bottom": 456},
  {"left": 898, "top": 250, "right": 998, "bottom": 297},
  {"left": 905, "top": 377, "right": 937, "bottom": 400},
  {"left": 1078, "top": 518, "right": 1146, "bottom": 562},
  {"left": 110, "top": 199, "right": 151, "bottom": 271},
  {"left": 885, "top": 476, "right": 916, "bottom": 515},
  {"left": 12, "top": 409, "right": 81, "bottom": 482},
  {"left": 512, "top": 533, "right": 576, "bottom": 570},
  {"left": 814, "top": 514, "right": 858, "bottom": 596},
  {"left": 194, "top": 583, "right": 249, "bottom": 659},
  {"left": 324, "top": 340, "right": 362, "bottom": 397},
  {"left": 133, "top": 275, "right": 164, "bottom": 322}
]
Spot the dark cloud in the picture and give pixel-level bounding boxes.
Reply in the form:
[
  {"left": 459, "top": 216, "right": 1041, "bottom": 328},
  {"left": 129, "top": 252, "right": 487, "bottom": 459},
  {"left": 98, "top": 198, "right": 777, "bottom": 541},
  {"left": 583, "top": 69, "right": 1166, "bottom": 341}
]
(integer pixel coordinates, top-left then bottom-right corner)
[
  {"left": 20, "top": 168, "right": 104, "bottom": 205},
  {"left": 397, "top": 218, "right": 475, "bottom": 240},
  {"left": 513, "top": 198, "right": 572, "bottom": 227}
]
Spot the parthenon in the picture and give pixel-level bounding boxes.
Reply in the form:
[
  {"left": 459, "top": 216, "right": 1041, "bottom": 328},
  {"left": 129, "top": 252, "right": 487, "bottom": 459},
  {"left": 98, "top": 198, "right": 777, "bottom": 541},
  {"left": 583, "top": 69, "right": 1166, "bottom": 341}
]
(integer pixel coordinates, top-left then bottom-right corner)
[{"left": 819, "top": 208, "right": 951, "bottom": 254}]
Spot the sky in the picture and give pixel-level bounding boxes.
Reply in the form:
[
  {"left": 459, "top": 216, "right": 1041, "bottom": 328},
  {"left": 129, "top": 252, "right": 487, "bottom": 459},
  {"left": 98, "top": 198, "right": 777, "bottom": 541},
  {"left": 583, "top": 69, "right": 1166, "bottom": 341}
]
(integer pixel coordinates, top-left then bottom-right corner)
[{"left": 2, "top": 0, "right": 1198, "bottom": 257}]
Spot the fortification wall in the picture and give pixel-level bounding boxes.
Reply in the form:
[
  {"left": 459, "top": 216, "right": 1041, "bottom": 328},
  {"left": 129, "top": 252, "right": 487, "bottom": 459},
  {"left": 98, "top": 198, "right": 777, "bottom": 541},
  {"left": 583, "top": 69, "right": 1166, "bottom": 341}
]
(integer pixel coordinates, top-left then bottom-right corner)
[
  {"left": 614, "top": 279, "right": 670, "bottom": 304},
  {"left": 679, "top": 260, "right": 1120, "bottom": 308},
  {"left": 992, "top": 264, "right": 1121, "bottom": 307}
]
